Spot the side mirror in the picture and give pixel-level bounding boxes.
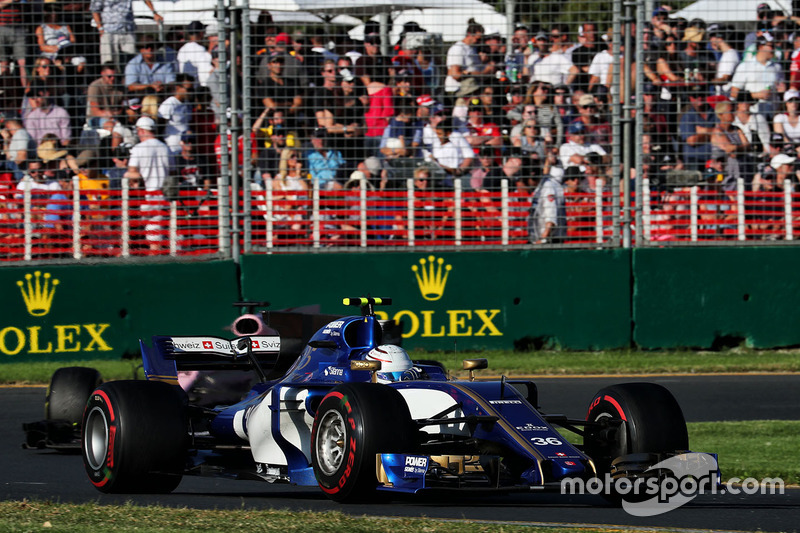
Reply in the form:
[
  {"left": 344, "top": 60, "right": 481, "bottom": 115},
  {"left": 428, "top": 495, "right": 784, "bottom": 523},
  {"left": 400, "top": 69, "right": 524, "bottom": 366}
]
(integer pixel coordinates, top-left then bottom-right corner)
[
  {"left": 351, "top": 359, "right": 381, "bottom": 383},
  {"left": 462, "top": 358, "right": 488, "bottom": 381}
]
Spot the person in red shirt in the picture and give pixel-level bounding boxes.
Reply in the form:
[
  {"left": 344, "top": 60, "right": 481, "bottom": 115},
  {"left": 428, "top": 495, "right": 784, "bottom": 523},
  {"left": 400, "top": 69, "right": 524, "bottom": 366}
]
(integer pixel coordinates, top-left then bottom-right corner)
[{"left": 463, "top": 98, "right": 502, "bottom": 163}]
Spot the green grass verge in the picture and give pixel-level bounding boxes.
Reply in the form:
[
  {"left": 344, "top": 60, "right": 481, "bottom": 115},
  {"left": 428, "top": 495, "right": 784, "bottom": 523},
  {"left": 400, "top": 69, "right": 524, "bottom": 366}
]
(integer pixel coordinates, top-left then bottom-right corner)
[
  {"left": 3, "top": 349, "right": 800, "bottom": 385},
  {"left": 0, "top": 501, "right": 622, "bottom": 533}
]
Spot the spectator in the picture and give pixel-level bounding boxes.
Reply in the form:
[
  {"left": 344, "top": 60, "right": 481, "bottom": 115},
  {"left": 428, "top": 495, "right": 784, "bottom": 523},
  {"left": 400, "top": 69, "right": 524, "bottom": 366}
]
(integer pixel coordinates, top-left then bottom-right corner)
[
  {"left": 415, "top": 48, "right": 439, "bottom": 94},
  {"left": 379, "top": 98, "right": 422, "bottom": 160},
  {"left": 311, "top": 59, "right": 339, "bottom": 130},
  {"left": 509, "top": 102, "right": 536, "bottom": 147},
  {"left": 355, "top": 33, "right": 389, "bottom": 86},
  {"left": 424, "top": 116, "right": 474, "bottom": 187},
  {"left": 158, "top": 79, "right": 192, "bottom": 154},
  {"left": 525, "top": 31, "right": 550, "bottom": 83},
  {"left": 0, "top": 0, "right": 27, "bottom": 88},
  {"left": 307, "top": 127, "right": 344, "bottom": 189},
  {"left": 125, "top": 35, "right": 177, "bottom": 96},
  {"left": 363, "top": 65, "right": 393, "bottom": 157},
  {"left": 507, "top": 23, "right": 530, "bottom": 82},
  {"left": 469, "top": 146, "right": 503, "bottom": 191},
  {"left": 91, "top": 0, "right": 162, "bottom": 66},
  {"left": 252, "top": 108, "right": 289, "bottom": 184},
  {"left": 87, "top": 63, "right": 124, "bottom": 128},
  {"left": 571, "top": 22, "right": 600, "bottom": 92},
  {"left": 680, "top": 23, "right": 714, "bottom": 83},
  {"left": 104, "top": 141, "right": 130, "bottom": 190},
  {"left": 730, "top": 36, "right": 782, "bottom": 120},
  {"left": 444, "top": 20, "right": 483, "bottom": 97},
  {"left": 24, "top": 85, "right": 71, "bottom": 147},
  {"left": 518, "top": 119, "right": 546, "bottom": 162},
  {"left": 1, "top": 117, "right": 33, "bottom": 169},
  {"left": 528, "top": 165, "right": 581, "bottom": 244},
  {"left": 26, "top": 57, "right": 64, "bottom": 107},
  {"left": 0, "top": 59, "right": 23, "bottom": 118},
  {"left": 173, "top": 133, "right": 202, "bottom": 190},
  {"left": 559, "top": 121, "right": 607, "bottom": 169},
  {"left": 124, "top": 115, "right": 170, "bottom": 192},
  {"left": 463, "top": 97, "right": 502, "bottom": 157},
  {"left": 124, "top": 115, "right": 171, "bottom": 250},
  {"left": 334, "top": 68, "right": 366, "bottom": 171},
  {"left": 260, "top": 54, "right": 302, "bottom": 121},
  {"left": 571, "top": 93, "right": 611, "bottom": 149},
  {"left": 178, "top": 21, "right": 213, "bottom": 87},
  {"left": 36, "top": 4, "right": 75, "bottom": 62},
  {"left": 709, "top": 26, "right": 740, "bottom": 95},
  {"left": 678, "top": 84, "right": 716, "bottom": 171},
  {"left": 531, "top": 26, "right": 579, "bottom": 86}
]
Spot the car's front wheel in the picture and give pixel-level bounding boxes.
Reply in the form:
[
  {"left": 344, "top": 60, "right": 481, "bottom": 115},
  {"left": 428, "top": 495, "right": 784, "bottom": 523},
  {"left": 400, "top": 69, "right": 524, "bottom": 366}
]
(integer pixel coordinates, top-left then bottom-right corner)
[
  {"left": 311, "top": 383, "right": 415, "bottom": 502},
  {"left": 82, "top": 380, "right": 188, "bottom": 493}
]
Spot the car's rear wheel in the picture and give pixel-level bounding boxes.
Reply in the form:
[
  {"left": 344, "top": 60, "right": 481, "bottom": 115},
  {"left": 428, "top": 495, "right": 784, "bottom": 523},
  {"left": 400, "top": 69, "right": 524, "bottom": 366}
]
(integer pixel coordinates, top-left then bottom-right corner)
[
  {"left": 82, "top": 380, "right": 188, "bottom": 493},
  {"left": 584, "top": 382, "right": 688, "bottom": 476},
  {"left": 311, "top": 383, "right": 415, "bottom": 502},
  {"left": 45, "top": 366, "right": 102, "bottom": 425}
]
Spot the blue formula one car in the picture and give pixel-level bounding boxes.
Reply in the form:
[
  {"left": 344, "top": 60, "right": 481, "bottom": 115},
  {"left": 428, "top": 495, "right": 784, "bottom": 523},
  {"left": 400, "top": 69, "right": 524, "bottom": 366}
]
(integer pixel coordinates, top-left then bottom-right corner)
[{"left": 81, "top": 297, "right": 703, "bottom": 502}]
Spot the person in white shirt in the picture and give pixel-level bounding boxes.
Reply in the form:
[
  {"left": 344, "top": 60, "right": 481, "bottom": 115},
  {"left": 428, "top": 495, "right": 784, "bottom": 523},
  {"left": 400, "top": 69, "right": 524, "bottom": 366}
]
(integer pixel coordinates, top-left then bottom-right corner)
[
  {"left": 158, "top": 79, "right": 192, "bottom": 154},
  {"left": 177, "top": 21, "right": 213, "bottom": 87},
  {"left": 444, "top": 21, "right": 483, "bottom": 96},
  {"left": 730, "top": 36, "right": 782, "bottom": 119},
  {"left": 709, "top": 27, "right": 740, "bottom": 96},
  {"left": 531, "top": 26, "right": 579, "bottom": 87}
]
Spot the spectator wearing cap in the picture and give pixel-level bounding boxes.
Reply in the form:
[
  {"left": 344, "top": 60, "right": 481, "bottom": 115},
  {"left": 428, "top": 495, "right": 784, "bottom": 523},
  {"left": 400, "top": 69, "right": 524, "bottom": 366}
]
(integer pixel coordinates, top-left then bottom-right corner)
[
  {"left": 252, "top": 108, "right": 290, "bottom": 185},
  {"left": 677, "top": 84, "right": 716, "bottom": 171},
  {"left": 558, "top": 120, "right": 607, "bottom": 169},
  {"left": 709, "top": 26, "right": 740, "bottom": 95},
  {"left": 524, "top": 31, "right": 550, "bottom": 83},
  {"left": 570, "top": 93, "right": 611, "bottom": 149},
  {"left": 463, "top": 97, "right": 502, "bottom": 159},
  {"left": 87, "top": 63, "right": 124, "bottom": 128},
  {"left": 528, "top": 164, "right": 581, "bottom": 244},
  {"left": 307, "top": 127, "right": 345, "bottom": 190},
  {"left": 444, "top": 20, "right": 483, "bottom": 96},
  {"left": 730, "top": 36, "right": 781, "bottom": 120},
  {"left": 125, "top": 115, "right": 171, "bottom": 250},
  {"left": 750, "top": 152, "right": 795, "bottom": 238},
  {"left": 178, "top": 21, "right": 213, "bottom": 88},
  {"left": 334, "top": 68, "right": 367, "bottom": 169},
  {"left": 125, "top": 115, "right": 170, "bottom": 192},
  {"left": 744, "top": 3, "right": 776, "bottom": 53},
  {"left": 260, "top": 54, "right": 303, "bottom": 121},
  {"left": 125, "top": 35, "right": 177, "bottom": 96},
  {"left": 91, "top": 0, "right": 162, "bottom": 67}
]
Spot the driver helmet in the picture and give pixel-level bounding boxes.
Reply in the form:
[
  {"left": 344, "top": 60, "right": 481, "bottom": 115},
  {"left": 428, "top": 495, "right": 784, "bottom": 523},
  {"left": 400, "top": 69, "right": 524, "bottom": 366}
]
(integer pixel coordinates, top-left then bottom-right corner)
[{"left": 365, "top": 344, "right": 412, "bottom": 383}]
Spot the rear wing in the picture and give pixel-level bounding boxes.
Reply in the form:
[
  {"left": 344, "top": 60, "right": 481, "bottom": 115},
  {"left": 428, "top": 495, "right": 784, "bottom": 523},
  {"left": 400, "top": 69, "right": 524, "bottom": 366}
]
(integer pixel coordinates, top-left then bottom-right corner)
[{"left": 141, "top": 335, "right": 281, "bottom": 384}]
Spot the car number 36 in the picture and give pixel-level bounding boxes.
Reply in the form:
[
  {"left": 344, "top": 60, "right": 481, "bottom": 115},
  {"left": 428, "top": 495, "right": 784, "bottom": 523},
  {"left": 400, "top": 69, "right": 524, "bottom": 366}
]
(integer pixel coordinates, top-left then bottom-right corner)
[{"left": 530, "top": 437, "right": 563, "bottom": 445}]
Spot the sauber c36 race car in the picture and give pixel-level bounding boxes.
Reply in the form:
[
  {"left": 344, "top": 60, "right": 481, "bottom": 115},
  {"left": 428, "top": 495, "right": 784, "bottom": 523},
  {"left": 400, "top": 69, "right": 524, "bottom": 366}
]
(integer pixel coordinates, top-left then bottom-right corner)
[{"left": 79, "top": 297, "right": 709, "bottom": 502}]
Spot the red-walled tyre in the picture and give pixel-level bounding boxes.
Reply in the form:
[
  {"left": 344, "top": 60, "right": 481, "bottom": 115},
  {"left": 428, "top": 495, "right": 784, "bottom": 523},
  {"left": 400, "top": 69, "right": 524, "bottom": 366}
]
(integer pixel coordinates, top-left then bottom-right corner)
[
  {"left": 584, "top": 382, "right": 689, "bottom": 476},
  {"left": 311, "top": 383, "right": 415, "bottom": 502},
  {"left": 82, "top": 380, "right": 188, "bottom": 493}
]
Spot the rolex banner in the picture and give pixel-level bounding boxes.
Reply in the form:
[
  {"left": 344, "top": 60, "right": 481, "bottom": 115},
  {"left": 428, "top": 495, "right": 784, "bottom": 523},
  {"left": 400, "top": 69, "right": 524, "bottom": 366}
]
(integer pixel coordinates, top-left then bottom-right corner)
[
  {"left": 239, "top": 250, "right": 632, "bottom": 351},
  {"left": 0, "top": 261, "right": 239, "bottom": 363}
]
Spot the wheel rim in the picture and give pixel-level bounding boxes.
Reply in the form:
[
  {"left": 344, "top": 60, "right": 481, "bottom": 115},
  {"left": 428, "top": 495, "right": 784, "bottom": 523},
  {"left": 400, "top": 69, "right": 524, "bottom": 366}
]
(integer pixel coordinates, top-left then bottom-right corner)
[
  {"left": 315, "top": 409, "right": 346, "bottom": 476},
  {"left": 85, "top": 406, "right": 109, "bottom": 470}
]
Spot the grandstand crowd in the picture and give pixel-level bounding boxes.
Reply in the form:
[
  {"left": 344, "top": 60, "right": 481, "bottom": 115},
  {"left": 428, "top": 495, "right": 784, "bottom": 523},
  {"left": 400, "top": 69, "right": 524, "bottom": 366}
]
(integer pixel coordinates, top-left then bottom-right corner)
[{"left": 3, "top": 1, "right": 800, "bottom": 244}]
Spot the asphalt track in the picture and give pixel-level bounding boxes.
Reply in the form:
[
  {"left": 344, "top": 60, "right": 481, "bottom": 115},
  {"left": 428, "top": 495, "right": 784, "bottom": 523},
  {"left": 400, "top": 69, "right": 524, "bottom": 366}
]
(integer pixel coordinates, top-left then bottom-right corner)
[{"left": 3, "top": 375, "right": 800, "bottom": 532}]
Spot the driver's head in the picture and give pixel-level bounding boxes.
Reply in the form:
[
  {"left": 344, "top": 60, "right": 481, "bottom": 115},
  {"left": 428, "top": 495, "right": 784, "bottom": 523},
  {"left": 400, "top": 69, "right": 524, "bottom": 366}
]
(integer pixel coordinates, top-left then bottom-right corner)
[{"left": 365, "top": 345, "right": 412, "bottom": 383}]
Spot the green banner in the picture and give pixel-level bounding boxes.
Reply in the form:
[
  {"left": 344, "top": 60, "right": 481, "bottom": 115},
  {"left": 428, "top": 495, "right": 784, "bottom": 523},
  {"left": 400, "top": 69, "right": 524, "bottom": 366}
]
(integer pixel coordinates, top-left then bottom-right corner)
[
  {"left": 240, "top": 250, "right": 632, "bottom": 351},
  {"left": 0, "top": 261, "right": 240, "bottom": 362}
]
